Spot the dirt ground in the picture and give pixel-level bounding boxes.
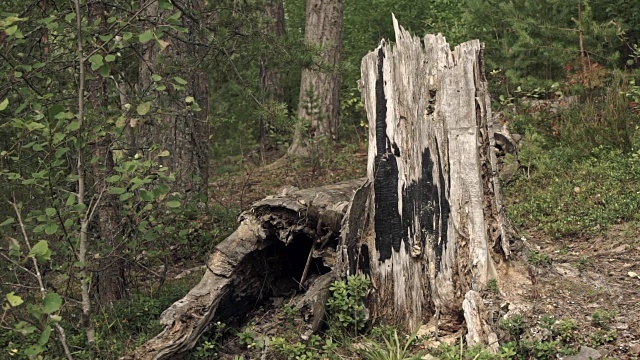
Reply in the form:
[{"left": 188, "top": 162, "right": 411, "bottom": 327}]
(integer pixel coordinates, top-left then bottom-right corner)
[{"left": 513, "top": 224, "right": 640, "bottom": 359}]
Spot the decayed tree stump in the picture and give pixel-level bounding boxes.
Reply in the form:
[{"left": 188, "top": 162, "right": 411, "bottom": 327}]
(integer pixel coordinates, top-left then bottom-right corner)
[
  {"left": 338, "top": 17, "right": 512, "bottom": 349},
  {"left": 127, "top": 17, "right": 514, "bottom": 359},
  {"left": 123, "top": 179, "right": 364, "bottom": 360}
]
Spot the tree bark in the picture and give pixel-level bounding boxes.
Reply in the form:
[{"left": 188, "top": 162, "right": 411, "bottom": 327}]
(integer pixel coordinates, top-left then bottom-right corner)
[
  {"left": 259, "top": 0, "right": 286, "bottom": 152},
  {"left": 288, "top": 0, "right": 343, "bottom": 156},
  {"left": 87, "top": 0, "right": 125, "bottom": 303},
  {"left": 337, "top": 17, "right": 512, "bottom": 349},
  {"left": 137, "top": 0, "right": 210, "bottom": 194},
  {"left": 123, "top": 179, "right": 363, "bottom": 360}
]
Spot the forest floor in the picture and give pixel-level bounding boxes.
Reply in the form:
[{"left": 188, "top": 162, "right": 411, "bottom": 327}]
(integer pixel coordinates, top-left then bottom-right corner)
[
  {"left": 516, "top": 224, "right": 640, "bottom": 359},
  {"left": 202, "top": 141, "right": 640, "bottom": 359}
]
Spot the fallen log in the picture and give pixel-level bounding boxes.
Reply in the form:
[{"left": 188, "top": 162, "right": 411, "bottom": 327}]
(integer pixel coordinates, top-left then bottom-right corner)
[{"left": 122, "top": 179, "right": 364, "bottom": 360}]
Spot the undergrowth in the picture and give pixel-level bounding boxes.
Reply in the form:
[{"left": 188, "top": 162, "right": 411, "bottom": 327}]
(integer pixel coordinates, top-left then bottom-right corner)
[{"left": 506, "top": 146, "right": 640, "bottom": 238}]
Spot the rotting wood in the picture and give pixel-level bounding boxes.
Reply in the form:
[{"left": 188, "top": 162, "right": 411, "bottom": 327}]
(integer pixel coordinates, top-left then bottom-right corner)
[
  {"left": 336, "top": 15, "right": 513, "bottom": 348},
  {"left": 122, "top": 179, "right": 364, "bottom": 360}
]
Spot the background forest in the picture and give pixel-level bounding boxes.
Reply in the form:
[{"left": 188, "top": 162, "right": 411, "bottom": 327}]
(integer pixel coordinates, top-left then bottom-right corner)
[{"left": 1, "top": 0, "right": 639, "bottom": 359}]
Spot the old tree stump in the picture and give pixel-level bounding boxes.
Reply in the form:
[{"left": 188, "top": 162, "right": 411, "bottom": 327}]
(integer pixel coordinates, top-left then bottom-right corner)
[{"left": 126, "top": 18, "right": 515, "bottom": 359}]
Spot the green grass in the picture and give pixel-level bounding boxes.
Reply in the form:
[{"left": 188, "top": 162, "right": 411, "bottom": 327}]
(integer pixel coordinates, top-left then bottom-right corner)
[{"left": 506, "top": 147, "right": 640, "bottom": 238}]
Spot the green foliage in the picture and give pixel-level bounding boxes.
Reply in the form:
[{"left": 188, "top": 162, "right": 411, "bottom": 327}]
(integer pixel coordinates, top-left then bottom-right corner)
[
  {"left": 271, "top": 334, "right": 338, "bottom": 360},
  {"left": 507, "top": 145, "right": 640, "bottom": 238},
  {"left": 326, "top": 274, "right": 371, "bottom": 333},
  {"left": 487, "top": 279, "right": 500, "bottom": 294},
  {"left": 528, "top": 250, "right": 551, "bottom": 266},
  {"left": 359, "top": 327, "right": 422, "bottom": 360},
  {"left": 465, "top": 0, "right": 621, "bottom": 96},
  {"left": 499, "top": 315, "right": 527, "bottom": 342}
]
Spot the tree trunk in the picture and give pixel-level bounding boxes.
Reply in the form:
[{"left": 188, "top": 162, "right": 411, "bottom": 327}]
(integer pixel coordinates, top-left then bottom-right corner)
[
  {"left": 338, "top": 17, "right": 512, "bottom": 348},
  {"left": 259, "top": 0, "right": 286, "bottom": 152},
  {"left": 288, "top": 0, "right": 343, "bottom": 156},
  {"left": 87, "top": 0, "right": 125, "bottom": 303},
  {"left": 137, "top": 0, "right": 210, "bottom": 194}
]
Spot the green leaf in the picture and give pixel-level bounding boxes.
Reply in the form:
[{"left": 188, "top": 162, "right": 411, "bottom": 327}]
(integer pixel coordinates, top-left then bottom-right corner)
[
  {"left": 29, "top": 240, "right": 51, "bottom": 261},
  {"left": 89, "top": 54, "right": 104, "bottom": 70},
  {"left": 137, "top": 102, "right": 151, "bottom": 116},
  {"left": 166, "top": 200, "right": 181, "bottom": 208},
  {"left": 0, "top": 98, "right": 8, "bottom": 111},
  {"left": 139, "top": 30, "right": 154, "bottom": 43},
  {"left": 106, "top": 174, "right": 121, "bottom": 183},
  {"left": 154, "top": 183, "right": 170, "bottom": 196},
  {"left": 120, "top": 192, "right": 134, "bottom": 201},
  {"left": 6, "top": 292, "right": 24, "bottom": 307},
  {"left": 159, "top": 0, "right": 173, "bottom": 10},
  {"left": 104, "top": 54, "right": 116, "bottom": 62},
  {"left": 5, "top": 25, "right": 18, "bottom": 35},
  {"left": 185, "top": 96, "right": 195, "bottom": 103},
  {"left": 140, "top": 190, "right": 154, "bottom": 201},
  {"left": 50, "top": 315, "right": 62, "bottom": 323},
  {"left": 151, "top": 74, "right": 162, "bottom": 82},
  {"left": 45, "top": 208, "right": 56, "bottom": 216},
  {"left": 66, "top": 121, "right": 80, "bottom": 132},
  {"left": 38, "top": 325, "right": 52, "bottom": 346},
  {"left": 42, "top": 293, "right": 62, "bottom": 314},
  {"left": 173, "top": 76, "right": 188, "bottom": 85},
  {"left": 66, "top": 193, "right": 76, "bottom": 206},
  {"left": 99, "top": 63, "right": 111, "bottom": 77},
  {"left": 0, "top": 217, "right": 15, "bottom": 226},
  {"left": 109, "top": 187, "right": 126, "bottom": 195},
  {"left": 123, "top": 32, "right": 133, "bottom": 41},
  {"left": 24, "top": 345, "right": 44, "bottom": 357},
  {"left": 158, "top": 150, "right": 170, "bottom": 157},
  {"left": 64, "top": 12, "right": 75, "bottom": 22},
  {"left": 44, "top": 223, "right": 59, "bottom": 235}
]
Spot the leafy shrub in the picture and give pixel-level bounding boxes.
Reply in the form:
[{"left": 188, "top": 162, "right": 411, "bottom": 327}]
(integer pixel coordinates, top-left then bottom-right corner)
[{"left": 326, "top": 274, "right": 371, "bottom": 333}]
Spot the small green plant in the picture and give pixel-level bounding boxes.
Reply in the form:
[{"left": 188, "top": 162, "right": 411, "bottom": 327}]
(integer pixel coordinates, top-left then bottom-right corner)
[
  {"left": 499, "top": 314, "right": 527, "bottom": 342},
  {"left": 589, "top": 329, "right": 617, "bottom": 346},
  {"left": 591, "top": 309, "right": 617, "bottom": 329},
  {"left": 271, "top": 334, "right": 337, "bottom": 360},
  {"left": 282, "top": 304, "right": 298, "bottom": 324},
  {"left": 528, "top": 250, "right": 551, "bottom": 266},
  {"left": 238, "top": 325, "right": 257, "bottom": 349},
  {"left": 577, "top": 255, "right": 590, "bottom": 274},
  {"left": 326, "top": 274, "right": 371, "bottom": 333},
  {"left": 359, "top": 327, "right": 422, "bottom": 360},
  {"left": 487, "top": 279, "right": 500, "bottom": 294},
  {"left": 555, "top": 318, "right": 579, "bottom": 344},
  {"left": 189, "top": 322, "right": 227, "bottom": 359}
]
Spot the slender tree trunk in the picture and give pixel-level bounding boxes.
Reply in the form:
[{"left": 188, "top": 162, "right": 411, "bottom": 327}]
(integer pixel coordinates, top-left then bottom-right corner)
[
  {"left": 137, "top": 0, "right": 210, "bottom": 194},
  {"left": 87, "top": 0, "right": 126, "bottom": 303},
  {"left": 72, "top": 0, "right": 95, "bottom": 345},
  {"left": 288, "top": 0, "right": 343, "bottom": 156},
  {"left": 259, "top": 0, "right": 286, "bottom": 153},
  {"left": 338, "top": 17, "right": 513, "bottom": 349}
]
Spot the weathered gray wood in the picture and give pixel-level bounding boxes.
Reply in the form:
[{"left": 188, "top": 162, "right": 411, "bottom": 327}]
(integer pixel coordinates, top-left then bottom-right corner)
[
  {"left": 338, "top": 16, "right": 511, "bottom": 347},
  {"left": 123, "top": 179, "right": 364, "bottom": 360}
]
